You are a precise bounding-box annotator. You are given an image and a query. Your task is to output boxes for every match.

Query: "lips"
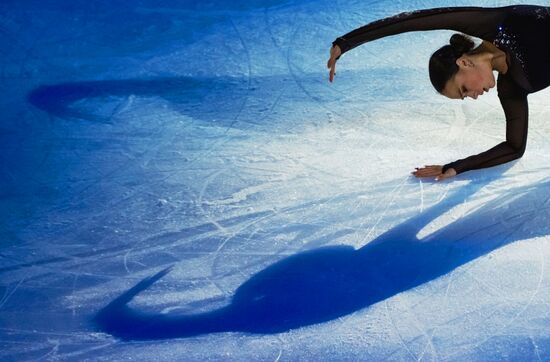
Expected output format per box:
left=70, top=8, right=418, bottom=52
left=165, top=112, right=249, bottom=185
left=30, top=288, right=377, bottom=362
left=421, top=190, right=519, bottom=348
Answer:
left=479, top=87, right=491, bottom=96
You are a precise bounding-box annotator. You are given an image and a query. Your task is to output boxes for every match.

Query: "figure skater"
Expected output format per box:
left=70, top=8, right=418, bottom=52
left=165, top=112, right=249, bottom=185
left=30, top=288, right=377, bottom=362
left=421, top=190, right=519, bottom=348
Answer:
left=327, top=6, right=550, bottom=181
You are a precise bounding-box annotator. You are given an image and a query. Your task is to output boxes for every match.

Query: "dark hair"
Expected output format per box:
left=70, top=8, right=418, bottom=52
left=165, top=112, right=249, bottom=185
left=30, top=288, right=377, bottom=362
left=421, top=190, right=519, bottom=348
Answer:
left=429, top=34, right=476, bottom=93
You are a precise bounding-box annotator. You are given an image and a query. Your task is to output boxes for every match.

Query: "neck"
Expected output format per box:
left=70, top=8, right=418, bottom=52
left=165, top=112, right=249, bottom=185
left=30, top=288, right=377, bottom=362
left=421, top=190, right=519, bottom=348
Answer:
left=480, top=40, right=508, bottom=74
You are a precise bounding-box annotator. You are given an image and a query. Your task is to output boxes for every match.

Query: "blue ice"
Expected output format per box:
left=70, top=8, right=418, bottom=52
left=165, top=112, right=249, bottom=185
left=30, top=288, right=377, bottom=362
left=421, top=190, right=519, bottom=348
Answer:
left=2, top=0, right=550, bottom=360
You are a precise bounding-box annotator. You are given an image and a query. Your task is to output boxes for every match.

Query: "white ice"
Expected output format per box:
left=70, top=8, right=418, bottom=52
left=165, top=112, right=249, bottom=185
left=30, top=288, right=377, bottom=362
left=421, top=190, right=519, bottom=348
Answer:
left=2, top=0, right=550, bottom=360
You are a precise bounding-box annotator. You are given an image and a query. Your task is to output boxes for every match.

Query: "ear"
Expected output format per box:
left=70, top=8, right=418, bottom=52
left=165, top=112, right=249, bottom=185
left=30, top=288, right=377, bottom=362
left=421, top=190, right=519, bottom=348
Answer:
left=456, top=56, right=474, bottom=68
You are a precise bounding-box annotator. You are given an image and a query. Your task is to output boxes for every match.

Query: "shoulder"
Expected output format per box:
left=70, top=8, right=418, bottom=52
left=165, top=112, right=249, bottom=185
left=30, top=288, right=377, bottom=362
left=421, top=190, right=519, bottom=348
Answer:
left=500, top=5, right=550, bottom=24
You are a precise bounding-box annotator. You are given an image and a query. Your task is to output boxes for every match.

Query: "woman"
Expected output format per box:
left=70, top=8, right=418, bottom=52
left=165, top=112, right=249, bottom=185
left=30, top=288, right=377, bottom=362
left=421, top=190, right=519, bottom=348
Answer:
left=327, top=6, right=550, bottom=181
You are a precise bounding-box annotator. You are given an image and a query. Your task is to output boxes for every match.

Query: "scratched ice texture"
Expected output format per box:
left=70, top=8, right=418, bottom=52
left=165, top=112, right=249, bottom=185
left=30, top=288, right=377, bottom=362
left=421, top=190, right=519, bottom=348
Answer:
left=2, top=0, right=550, bottom=360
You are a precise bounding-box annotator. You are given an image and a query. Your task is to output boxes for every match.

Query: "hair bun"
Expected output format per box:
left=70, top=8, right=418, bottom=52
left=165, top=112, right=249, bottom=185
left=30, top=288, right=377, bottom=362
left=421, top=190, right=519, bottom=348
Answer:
left=449, top=33, right=475, bottom=56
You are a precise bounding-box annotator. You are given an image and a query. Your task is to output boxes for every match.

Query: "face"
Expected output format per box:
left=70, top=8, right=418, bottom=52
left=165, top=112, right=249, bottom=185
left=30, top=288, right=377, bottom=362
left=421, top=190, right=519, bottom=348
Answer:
left=442, top=56, right=496, bottom=100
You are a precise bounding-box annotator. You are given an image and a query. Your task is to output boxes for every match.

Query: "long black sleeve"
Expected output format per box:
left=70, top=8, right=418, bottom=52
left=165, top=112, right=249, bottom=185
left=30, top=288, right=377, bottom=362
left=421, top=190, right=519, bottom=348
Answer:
left=333, top=7, right=507, bottom=55
left=442, top=75, right=528, bottom=174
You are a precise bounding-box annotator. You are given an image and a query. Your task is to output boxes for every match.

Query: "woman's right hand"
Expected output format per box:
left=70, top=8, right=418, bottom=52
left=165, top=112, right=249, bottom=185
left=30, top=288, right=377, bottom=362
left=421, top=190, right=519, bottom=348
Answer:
left=327, top=45, right=341, bottom=83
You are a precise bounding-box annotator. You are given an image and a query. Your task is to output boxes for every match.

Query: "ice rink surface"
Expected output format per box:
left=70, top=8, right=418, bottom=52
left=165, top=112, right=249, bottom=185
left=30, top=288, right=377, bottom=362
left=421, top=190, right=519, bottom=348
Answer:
left=2, top=0, right=550, bottom=360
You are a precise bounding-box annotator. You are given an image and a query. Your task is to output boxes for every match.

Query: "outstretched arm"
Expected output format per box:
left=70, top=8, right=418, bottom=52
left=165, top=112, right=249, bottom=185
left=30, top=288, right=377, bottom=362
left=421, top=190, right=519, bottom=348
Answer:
left=333, top=7, right=507, bottom=55
left=442, top=76, right=528, bottom=175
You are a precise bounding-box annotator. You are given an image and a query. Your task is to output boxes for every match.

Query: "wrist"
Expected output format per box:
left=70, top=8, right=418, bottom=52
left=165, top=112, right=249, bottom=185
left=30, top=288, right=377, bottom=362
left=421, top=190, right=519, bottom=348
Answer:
left=442, top=163, right=459, bottom=174
left=332, top=37, right=349, bottom=55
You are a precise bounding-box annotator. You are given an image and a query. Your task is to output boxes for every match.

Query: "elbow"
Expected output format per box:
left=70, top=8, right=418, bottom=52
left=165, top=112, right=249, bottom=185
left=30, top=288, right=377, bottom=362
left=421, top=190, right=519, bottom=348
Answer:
left=508, top=141, right=526, bottom=159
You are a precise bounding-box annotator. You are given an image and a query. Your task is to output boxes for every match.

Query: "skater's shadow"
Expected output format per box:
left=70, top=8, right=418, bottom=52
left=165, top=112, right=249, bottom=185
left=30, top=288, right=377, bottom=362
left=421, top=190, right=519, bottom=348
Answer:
left=94, top=168, right=550, bottom=340
left=27, top=76, right=253, bottom=125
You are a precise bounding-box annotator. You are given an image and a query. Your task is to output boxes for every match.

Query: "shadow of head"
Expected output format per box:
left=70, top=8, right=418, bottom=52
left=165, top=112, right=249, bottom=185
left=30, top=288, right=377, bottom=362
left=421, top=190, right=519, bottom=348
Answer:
left=27, top=77, right=253, bottom=124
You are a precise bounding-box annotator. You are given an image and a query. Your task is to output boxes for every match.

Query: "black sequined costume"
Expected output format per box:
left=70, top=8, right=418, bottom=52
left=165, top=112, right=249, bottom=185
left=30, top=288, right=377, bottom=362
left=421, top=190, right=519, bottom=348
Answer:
left=333, top=6, right=550, bottom=175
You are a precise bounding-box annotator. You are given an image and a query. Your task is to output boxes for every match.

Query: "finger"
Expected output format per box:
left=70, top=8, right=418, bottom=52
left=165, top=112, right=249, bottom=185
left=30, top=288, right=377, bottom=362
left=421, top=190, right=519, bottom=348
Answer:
left=413, top=170, right=440, bottom=177
left=423, top=167, right=442, bottom=174
left=420, top=170, right=441, bottom=177
left=414, top=173, right=437, bottom=178
left=414, top=167, right=437, bottom=174
left=329, top=64, right=336, bottom=82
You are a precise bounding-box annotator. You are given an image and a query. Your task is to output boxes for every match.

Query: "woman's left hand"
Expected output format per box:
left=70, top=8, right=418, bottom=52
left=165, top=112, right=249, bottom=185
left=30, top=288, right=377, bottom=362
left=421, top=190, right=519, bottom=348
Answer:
left=411, top=165, right=456, bottom=181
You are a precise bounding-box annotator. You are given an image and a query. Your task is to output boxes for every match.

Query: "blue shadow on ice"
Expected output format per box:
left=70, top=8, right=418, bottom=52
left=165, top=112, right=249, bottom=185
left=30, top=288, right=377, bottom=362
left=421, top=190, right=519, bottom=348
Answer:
left=94, top=166, right=550, bottom=340
left=27, top=77, right=252, bottom=124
